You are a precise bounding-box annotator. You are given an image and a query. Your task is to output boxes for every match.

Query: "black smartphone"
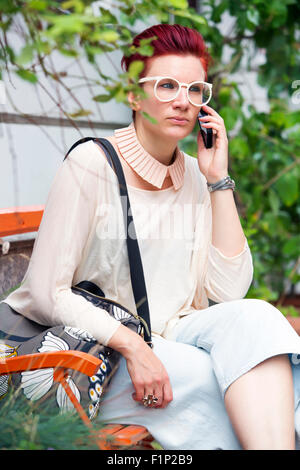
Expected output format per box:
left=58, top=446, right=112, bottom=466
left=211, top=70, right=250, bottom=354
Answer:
left=198, top=109, right=213, bottom=149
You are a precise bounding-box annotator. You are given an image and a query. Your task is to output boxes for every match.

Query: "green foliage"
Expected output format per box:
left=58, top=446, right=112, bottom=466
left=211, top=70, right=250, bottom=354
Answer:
left=0, top=0, right=299, bottom=305
left=0, top=283, right=21, bottom=301
left=0, top=388, right=99, bottom=450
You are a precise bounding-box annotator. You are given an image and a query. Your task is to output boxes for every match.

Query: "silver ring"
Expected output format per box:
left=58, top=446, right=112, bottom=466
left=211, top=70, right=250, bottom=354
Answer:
left=142, top=394, right=158, bottom=407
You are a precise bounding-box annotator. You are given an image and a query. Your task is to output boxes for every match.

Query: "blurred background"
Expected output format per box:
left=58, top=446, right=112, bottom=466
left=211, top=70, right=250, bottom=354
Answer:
left=0, top=0, right=299, bottom=317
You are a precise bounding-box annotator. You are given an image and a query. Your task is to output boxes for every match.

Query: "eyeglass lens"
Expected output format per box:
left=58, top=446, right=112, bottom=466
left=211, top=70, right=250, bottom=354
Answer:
left=155, top=78, right=210, bottom=105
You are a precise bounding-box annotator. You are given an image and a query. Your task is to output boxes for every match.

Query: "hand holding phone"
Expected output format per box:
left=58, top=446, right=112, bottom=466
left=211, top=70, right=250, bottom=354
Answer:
left=198, top=109, right=213, bottom=149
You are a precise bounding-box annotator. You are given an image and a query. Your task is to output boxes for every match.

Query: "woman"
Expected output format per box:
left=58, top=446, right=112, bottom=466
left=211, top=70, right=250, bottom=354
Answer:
left=2, top=24, right=300, bottom=450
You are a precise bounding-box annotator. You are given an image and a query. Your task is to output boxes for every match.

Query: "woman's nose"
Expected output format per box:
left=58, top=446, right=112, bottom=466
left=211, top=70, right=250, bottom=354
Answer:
left=173, top=85, right=189, bottom=107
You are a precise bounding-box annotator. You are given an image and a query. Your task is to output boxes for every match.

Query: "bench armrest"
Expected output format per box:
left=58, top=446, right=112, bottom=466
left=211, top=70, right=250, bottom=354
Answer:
left=0, top=350, right=102, bottom=377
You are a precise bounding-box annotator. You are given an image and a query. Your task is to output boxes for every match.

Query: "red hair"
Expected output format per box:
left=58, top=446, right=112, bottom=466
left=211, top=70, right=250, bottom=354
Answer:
left=121, top=23, right=212, bottom=120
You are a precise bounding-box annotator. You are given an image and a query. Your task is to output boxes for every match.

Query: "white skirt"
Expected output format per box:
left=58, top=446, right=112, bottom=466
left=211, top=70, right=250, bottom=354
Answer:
left=98, top=299, right=300, bottom=450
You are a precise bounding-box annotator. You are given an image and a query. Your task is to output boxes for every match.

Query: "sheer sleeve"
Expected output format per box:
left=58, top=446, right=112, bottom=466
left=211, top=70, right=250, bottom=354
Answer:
left=196, top=186, right=254, bottom=305
left=6, top=141, right=121, bottom=345
left=204, top=238, right=253, bottom=303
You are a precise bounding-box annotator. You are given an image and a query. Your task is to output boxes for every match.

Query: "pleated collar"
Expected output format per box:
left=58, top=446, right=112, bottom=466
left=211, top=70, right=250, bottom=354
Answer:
left=114, top=122, right=185, bottom=190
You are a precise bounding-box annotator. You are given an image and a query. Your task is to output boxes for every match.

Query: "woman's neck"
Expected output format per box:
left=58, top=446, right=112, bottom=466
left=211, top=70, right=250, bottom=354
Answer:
left=134, top=119, right=177, bottom=166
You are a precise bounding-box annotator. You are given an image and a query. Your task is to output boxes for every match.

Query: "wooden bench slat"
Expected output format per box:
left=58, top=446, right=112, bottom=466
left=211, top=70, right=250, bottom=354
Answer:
left=0, top=206, right=44, bottom=237
left=0, top=351, right=101, bottom=377
left=98, top=424, right=125, bottom=437
left=98, top=424, right=152, bottom=449
left=111, top=425, right=150, bottom=445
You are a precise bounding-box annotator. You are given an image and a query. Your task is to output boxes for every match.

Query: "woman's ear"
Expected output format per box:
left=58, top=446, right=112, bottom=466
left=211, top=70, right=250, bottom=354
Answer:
left=127, top=91, right=141, bottom=111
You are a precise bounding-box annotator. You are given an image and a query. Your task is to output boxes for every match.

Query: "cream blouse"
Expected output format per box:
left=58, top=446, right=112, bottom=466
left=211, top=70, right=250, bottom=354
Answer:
left=2, top=122, right=253, bottom=345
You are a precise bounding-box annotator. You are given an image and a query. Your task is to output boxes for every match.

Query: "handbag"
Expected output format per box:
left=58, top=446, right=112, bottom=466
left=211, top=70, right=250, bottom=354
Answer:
left=0, top=137, right=152, bottom=420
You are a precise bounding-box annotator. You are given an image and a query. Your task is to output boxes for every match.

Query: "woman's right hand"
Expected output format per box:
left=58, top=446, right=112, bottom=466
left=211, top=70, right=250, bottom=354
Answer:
left=107, top=324, right=173, bottom=408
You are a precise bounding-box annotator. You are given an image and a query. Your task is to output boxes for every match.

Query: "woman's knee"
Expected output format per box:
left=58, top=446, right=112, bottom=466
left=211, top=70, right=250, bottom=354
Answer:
left=237, top=298, right=281, bottom=317
left=234, top=298, right=286, bottom=330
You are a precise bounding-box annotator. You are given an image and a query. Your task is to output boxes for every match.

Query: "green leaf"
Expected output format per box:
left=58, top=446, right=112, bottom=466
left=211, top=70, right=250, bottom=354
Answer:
left=133, top=37, right=157, bottom=58
left=114, top=87, right=126, bottom=103
left=263, top=211, right=282, bottom=233
left=285, top=111, right=300, bottom=128
left=96, top=30, right=120, bottom=43
left=168, top=0, right=188, bottom=8
left=141, top=111, right=158, bottom=125
left=128, top=60, right=144, bottom=79
left=219, top=106, right=240, bottom=131
left=61, top=0, right=84, bottom=12
left=67, top=109, right=93, bottom=118
left=246, top=7, right=260, bottom=26
left=27, top=0, right=47, bottom=10
left=43, top=14, right=96, bottom=37
left=15, top=45, right=34, bottom=66
left=93, top=94, right=111, bottom=102
left=58, top=47, right=79, bottom=58
left=169, top=9, right=206, bottom=25
left=16, top=69, right=38, bottom=83
left=85, top=44, right=114, bottom=59
left=98, top=7, right=118, bottom=24
left=139, top=37, right=157, bottom=46
left=276, top=305, right=299, bottom=318
left=211, top=0, right=229, bottom=23
left=274, top=169, right=298, bottom=206
left=268, top=188, right=280, bottom=214
left=218, top=87, right=231, bottom=106
left=269, top=111, right=287, bottom=127
left=137, top=45, right=154, bottom=57
left=229, top=136, right=249, bottom=159
left=282, top=235, right=300, bottom=255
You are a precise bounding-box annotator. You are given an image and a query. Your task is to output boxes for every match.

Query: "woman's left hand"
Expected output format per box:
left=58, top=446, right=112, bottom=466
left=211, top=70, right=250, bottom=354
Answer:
left=196, top=104, right=229, bottom=184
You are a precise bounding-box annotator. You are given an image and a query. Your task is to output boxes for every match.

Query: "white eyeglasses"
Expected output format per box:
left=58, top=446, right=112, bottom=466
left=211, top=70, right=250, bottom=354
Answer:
left=138, top=76, right=213, bottom=107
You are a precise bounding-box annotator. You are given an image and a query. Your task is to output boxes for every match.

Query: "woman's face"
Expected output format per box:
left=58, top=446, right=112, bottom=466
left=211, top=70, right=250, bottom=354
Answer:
left=132, top=54, right=206, bottom=142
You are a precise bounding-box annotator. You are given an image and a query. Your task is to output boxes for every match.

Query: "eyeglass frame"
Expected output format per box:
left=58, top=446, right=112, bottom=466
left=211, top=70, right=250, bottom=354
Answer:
left=138, top=76, right=213, bottom=107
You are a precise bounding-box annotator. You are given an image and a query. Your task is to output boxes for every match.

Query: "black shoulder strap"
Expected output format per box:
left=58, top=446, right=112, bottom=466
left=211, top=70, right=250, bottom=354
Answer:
left=64, top=137, right=152, bottom=346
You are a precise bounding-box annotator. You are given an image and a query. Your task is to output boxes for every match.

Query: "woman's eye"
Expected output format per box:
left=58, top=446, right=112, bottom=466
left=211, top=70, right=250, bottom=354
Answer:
left=190, top=86, right=201, bottom=93
left=160, top=82, right=174, bottom=89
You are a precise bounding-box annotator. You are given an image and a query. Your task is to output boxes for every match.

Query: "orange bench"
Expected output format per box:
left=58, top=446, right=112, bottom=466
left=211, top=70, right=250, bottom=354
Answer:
left=0, top=205, right=44, bottom=237
left=0, top=350, right=155, bottom=450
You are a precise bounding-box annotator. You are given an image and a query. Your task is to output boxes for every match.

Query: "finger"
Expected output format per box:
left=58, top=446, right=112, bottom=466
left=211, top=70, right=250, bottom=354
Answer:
left=200, top=122, right=222, bottom=133
left=199, top=120, right=222, bottom=135
left=152, top=386, right=163, bottom=408
left=201, top=104, right=221, bottom=118
left=131, top=381, right=145, bottom=403
left=202, top=123, right=227, bottom=142
left=132, top=392, right=141, bottom=401
left=198, top=115, right=221, bottom=124
left=199, top=117, right=225, bottom=132
left=200, top=125, right=218, bottom=136
left=160, top=381, right=173, bottom=409
left=197, top=130, right=206, bottom=149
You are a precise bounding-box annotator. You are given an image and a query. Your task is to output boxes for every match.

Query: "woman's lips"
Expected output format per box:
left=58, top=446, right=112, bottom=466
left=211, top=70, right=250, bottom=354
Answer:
left=168, top=117, right=188, bottom=125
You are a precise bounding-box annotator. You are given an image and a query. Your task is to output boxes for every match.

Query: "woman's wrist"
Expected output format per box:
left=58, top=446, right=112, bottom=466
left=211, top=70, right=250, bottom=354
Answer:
left=107, top=323, right=145, bottom=359
left=206, top=172, right=228, bottom=185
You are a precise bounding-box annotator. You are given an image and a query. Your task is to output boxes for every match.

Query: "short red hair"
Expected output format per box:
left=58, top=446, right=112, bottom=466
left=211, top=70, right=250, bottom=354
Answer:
left=121, top=23, right=212, bottom=120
